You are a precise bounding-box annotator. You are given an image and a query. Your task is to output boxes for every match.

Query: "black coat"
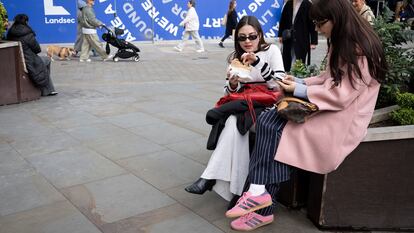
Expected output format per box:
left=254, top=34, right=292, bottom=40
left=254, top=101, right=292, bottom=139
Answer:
left=225, top=10, right=238, bottom=34
left=206, top=100, right=266, bottom=150
left=278, top=0, right=318, bottom=71
left=7, top=24, right=48, bottom=87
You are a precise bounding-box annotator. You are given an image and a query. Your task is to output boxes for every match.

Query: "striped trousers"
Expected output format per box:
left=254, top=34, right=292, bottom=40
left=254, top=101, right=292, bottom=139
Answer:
left=245, top=108, right=293, bottom=216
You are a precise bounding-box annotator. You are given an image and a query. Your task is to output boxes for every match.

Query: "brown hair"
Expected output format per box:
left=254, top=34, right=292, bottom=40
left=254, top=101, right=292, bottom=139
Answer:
left=227, top=0, right=236, bottom=15
left=310, top=0, right=387, bottom=87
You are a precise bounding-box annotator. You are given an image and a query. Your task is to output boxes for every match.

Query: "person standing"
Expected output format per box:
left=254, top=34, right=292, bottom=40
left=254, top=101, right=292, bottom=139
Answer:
left=74, top=0, right=87, bottom=56
left=278, top=0, right=318, bottom=72
left=352, top=0, right=375, bottom=24
left=225, top=0, right=387, bottom=230
left=174, top=0, right=205, bottom=53
left=79, top=0, right=112, bottom=62
left=219, top=0, right=238, bottom=48
left=7, top=14, right=57, bottom=96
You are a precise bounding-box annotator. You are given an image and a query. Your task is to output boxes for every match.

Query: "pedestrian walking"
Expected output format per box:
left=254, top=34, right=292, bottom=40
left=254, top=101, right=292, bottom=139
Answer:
left=79, top=0, right=113, bottom=62
left=219, top=0, right=238, bottom=48
left=174, top=0, right=205, bottom=53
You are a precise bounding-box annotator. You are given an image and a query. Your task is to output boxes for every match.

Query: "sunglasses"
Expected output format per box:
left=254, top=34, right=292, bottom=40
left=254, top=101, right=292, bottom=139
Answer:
left=313, top=19, right=329, bottom=28
left=237, top=34, right=258, bottom=42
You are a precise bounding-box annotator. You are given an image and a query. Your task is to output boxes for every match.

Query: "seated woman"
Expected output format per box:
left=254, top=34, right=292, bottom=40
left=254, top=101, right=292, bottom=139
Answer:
left=185, top=15, right=285, bottom=202
left=224, top=0, right=388, bottom=231
left=7, top=14, right=57, bottom=96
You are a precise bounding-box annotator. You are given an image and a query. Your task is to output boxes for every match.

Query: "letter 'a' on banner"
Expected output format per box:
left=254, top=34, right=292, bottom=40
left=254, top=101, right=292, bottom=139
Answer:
left=3, top=0, right=283, bottom=43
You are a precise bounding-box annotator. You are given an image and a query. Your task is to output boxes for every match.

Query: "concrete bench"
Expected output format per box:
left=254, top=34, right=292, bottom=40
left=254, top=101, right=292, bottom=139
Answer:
left=0, top=41, right=40, bottom=106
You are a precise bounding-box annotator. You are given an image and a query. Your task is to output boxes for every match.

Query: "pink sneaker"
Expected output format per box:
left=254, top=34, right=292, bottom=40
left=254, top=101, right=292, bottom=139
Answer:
left=231, top=212, right=274, bottom=231
left=225, top=191, right=272, bottom=218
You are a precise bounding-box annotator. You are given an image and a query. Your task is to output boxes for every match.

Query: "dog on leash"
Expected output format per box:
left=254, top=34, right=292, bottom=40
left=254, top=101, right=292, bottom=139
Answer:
left=46, top=45, right=75, bottom=61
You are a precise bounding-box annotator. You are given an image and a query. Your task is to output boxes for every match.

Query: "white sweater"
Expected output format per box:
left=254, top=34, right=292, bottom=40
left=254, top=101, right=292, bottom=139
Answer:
left=180, top=7, right=200, bottom=31
left=225, top=44, right=285, bottom=93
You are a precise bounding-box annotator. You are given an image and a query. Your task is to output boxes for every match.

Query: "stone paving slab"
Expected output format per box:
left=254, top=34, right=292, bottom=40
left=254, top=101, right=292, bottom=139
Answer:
left=0, top=171, right=65, bottom=216
left=0, top=201, right=101, bottom=233
left=61, top=174, right=175, bottom=224
left=1, top=40, right=397, bottom=233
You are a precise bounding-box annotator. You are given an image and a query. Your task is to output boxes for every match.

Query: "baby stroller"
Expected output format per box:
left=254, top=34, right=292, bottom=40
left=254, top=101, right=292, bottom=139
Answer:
left=101, top=25, right=140, bottom=62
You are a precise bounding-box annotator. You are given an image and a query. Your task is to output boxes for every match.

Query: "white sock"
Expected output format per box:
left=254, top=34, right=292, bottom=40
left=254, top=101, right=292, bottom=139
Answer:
left=248, top=184, right=266, bottom=196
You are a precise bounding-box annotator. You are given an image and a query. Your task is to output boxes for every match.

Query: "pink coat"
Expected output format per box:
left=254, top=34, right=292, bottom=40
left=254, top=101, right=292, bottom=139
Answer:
left=275, top=57, right=380, bottom=174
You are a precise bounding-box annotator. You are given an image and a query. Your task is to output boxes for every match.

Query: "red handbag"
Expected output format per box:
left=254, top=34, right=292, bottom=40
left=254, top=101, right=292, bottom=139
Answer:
left=215, top=84, right=282, bottom=122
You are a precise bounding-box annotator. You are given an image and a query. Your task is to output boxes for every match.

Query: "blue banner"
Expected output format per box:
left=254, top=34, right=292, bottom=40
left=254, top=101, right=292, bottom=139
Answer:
left=3, top=0, right=283, bottom=43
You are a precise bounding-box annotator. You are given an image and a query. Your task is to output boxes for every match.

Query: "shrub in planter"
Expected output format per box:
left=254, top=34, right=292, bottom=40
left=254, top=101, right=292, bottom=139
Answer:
left=0, top=2, right=7, bottom=39
left=373, top=7, right=414, bottom=108
left=390, top=92, right=414, bottom=125
left=290, top=59, right=320, bottom=78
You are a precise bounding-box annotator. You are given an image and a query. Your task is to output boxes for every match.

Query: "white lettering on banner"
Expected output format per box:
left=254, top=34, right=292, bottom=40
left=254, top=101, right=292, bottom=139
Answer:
left=237, top=10, right=247, bottom=19
left=140, top=0, right=179, bottom=37
left=99, top=0, right=107, bottom=3
left=111, top=16, right=137, bottom=41
left=203, top=18, right=221, bottom=28
left=264, top=23, right=279, bottom=38
left=105, top=4, right=116, bottom=15
left=202, top=36, right=222, bottom=40
left=261, top=10, right=273, bottom=24
left=171, top=4, right=187, bottom=19
left=44, top=17, right=75, bottom=24
left=249, top=0, right=265, bottom=13
left=271, top=0, right=281, bottom=8
left=43, top=0, right=70, bottom=15
left=162, top=0, right=173, bottom=4
left=123, top=2, right=167, bottom=40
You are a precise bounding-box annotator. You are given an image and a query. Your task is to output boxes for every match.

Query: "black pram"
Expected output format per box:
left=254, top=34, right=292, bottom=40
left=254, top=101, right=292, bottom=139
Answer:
left=101, top=25, right=140, bottom=62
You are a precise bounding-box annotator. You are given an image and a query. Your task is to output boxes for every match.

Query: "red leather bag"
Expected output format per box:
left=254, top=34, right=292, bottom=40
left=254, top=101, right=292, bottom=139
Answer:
left=215, top=84, right=282, bottom=107
left=215, top=84, right=282, bottom=122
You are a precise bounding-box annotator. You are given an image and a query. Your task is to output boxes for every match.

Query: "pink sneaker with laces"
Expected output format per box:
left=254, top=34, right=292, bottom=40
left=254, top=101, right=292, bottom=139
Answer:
left=231, top=212, right=274, bottom=231
left=225, top=191, right=272, bottom=218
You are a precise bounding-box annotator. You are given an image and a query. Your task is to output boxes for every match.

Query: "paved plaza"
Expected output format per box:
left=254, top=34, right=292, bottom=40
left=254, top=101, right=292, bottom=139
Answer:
left=0, top=39, right=394, bottom=233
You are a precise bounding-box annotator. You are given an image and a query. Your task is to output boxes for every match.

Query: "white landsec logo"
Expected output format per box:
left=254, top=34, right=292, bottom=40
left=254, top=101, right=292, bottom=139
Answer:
left=44, top=0, right=70, bottom=15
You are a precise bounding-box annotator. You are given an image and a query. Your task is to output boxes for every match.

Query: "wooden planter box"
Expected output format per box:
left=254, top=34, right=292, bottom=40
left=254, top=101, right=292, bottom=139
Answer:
left=307, top=125, right=414, bottom=231
left=0, top=41, right=40, bottom=106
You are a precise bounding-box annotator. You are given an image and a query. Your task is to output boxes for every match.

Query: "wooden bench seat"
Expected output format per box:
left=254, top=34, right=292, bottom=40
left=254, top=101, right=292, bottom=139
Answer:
left=0, top=41, right=40, bottom=106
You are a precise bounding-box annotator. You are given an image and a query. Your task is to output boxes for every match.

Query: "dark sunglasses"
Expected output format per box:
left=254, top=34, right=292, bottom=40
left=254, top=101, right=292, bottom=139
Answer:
left=313, top=19, right=328, bottom=27
left=237, top=34, right=258, bottom=42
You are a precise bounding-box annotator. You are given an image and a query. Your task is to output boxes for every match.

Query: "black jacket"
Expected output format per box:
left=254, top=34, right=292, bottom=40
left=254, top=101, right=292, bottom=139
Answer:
left=278, top=0, right=318, bottom=71
left=7, top=24, right=48, bottom=87
left=225, top=10, right=238, bottom=34
left=206, top=100, right=266, bottom=150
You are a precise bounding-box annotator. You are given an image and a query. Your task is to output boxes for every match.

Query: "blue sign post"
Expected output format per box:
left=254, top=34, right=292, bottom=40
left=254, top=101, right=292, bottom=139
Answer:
left=3, top=0, right=283, bottom=43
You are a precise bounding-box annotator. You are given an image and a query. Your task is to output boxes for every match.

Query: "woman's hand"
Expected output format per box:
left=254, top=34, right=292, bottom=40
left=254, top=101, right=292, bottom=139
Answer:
left=241, top=52, right=257, bottom=65
left=229, top=74, right=240, bottom=89
left=283, top=75, right=295, bottom=81
left=277, top=79, right=296, bottom=93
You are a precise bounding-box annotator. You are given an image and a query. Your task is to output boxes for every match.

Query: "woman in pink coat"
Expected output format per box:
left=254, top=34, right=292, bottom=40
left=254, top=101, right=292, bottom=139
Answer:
left=224, top=0, right=388, bottom=231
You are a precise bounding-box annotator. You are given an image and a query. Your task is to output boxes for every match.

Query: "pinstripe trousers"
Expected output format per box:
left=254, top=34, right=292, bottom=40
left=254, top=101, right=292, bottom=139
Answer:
left=244, top=108, right=293, bottom=216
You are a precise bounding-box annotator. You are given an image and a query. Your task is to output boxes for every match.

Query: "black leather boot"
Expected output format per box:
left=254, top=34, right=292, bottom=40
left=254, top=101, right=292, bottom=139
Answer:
left=185, top=178, right=216, bottom=194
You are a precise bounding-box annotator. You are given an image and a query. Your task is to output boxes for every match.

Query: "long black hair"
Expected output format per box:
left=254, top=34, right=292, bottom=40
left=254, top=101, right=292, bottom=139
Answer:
left=228, top=15, right=270, bottom=63
left=310, top=0, right=387, bottom=87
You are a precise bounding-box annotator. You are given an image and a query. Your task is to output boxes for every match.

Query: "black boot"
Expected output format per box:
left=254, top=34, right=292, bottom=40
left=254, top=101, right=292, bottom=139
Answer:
left=228, top=194, right=241, bottom=210
left=219, top=42, right=224, bottom=48
left=185, top=178, right=216, bottom=194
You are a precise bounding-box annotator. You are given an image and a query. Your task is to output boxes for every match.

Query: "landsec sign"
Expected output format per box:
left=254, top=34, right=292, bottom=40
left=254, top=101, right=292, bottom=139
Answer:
left=3, top=0, right=283, bottom=43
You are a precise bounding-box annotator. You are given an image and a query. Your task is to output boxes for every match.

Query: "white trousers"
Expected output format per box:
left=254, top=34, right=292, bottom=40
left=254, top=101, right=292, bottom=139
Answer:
left=176, top=30, right=204, bottom=50
left=201, top=115, right=250, bottom=201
